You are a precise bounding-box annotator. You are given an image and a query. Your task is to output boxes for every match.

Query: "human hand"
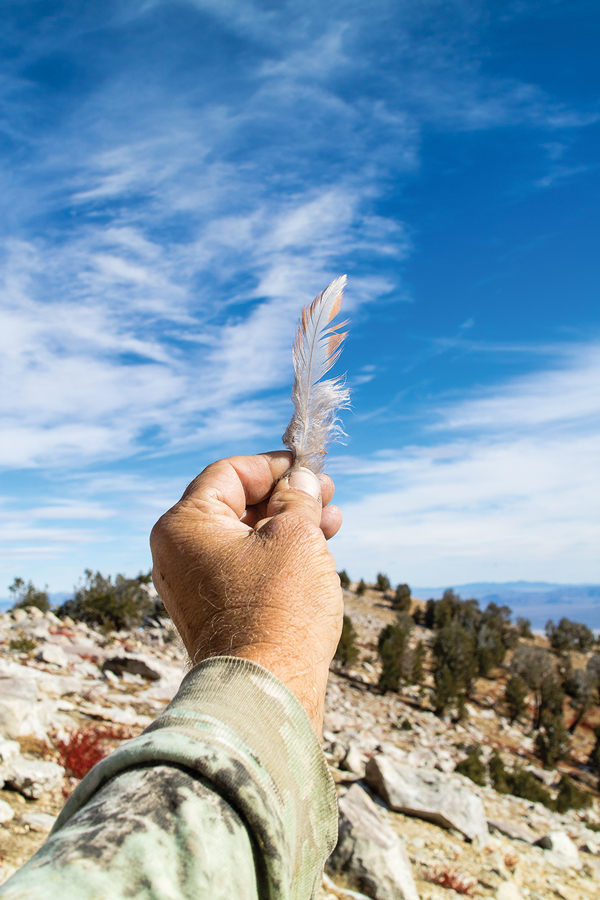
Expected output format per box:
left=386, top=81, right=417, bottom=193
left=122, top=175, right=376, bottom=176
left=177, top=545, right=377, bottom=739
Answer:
left=150, top=450, right=344, bottom=734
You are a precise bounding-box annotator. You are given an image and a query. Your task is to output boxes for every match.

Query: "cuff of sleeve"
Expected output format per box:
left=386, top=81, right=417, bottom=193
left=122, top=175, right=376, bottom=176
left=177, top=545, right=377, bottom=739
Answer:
left=52, top=657, right=338, bottom=900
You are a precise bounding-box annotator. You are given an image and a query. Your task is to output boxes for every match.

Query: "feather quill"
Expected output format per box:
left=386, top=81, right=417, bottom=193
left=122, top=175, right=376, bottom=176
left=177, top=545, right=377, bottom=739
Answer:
left=282, top=275, right=350, bottom=473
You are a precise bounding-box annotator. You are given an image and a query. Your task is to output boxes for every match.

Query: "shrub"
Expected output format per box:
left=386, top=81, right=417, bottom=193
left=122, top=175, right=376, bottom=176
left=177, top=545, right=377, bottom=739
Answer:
left=338, top=570, right=350, bottom=589
left=488, top=751, right=554, bottom=807
left=516, top=616, right=533, bottom=639
left=59, top=570, right=154, bottom=630
left=535, top=711, right=570, bottom=769
left=432, top=621, right=477, bottom=714
left=504, top=675, right=528, bottom=723
left=399, top=717, right=412, bottom=731
left=488, top=751, right=511, bottom=794
left=9, top=631, right=37, bottom=653
left=54, top=726, right=128, bottom=780
left=554, top=775, right=592, bottom=813
left=9, top=577, right=50, bottom=613
left=411, top=640, right=426, bottom=684
left=455, top=746, right=486, bottom=786
left=511, top=644, right=556, bottom=728
left=509, top=767, right=553, bottom=808
left=356, top=579, right=367, bottom=596
left=378, top=613, right=413, bottom=693
left=376, top=573, right=391, bottom=592
left=546, top=617, right=594, bottom=653
left=392, top=583, right=411, bottom=612
left=564, top=668, right=597, bottom=733
left=424, top=598, right=436, bottom=629
left=587, top=726, right=600, bottom=782
left=424, top=866, right=476, bottom=896
left=335, top=615, right=359, bottom=667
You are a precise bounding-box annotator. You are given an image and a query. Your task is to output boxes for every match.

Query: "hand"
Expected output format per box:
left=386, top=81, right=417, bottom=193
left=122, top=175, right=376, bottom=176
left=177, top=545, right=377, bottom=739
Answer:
left=150, top=450, right=344, bottom=734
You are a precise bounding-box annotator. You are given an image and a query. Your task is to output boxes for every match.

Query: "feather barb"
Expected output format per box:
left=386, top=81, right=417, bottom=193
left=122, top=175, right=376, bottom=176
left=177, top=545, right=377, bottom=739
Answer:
left=282, top=275, right=350, bottom=473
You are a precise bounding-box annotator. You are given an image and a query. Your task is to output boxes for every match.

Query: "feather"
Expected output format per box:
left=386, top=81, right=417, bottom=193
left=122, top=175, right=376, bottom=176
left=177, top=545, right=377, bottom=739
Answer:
left=282, top=275, right=350, bottom=473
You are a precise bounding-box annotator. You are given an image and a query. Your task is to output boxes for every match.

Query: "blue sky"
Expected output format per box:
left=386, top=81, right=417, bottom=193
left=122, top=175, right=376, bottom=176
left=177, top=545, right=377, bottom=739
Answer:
left=1, top=0, right=599, bottom=603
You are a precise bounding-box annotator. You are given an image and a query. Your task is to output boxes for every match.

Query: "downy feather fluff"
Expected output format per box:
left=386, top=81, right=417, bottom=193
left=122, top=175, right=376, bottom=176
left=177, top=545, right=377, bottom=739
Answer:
left=282, top=275, right=350, bottom=473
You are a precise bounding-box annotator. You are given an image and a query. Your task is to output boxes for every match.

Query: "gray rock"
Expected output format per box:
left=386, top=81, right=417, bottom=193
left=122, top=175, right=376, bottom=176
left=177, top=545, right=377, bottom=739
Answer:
left=341, top=743, right=365, bottom=777
left=324, top=711, right=347, bottom=733
left=406, top=746, right=437, bottom=769
left=495, top=883, right=524, bottom=900
left=534, top=831, right=581, bottom=870
left=0, top=799, right=15, bottom=823
left=102, top=655, right=162, bottom=681
left=0, top=737, right=21, bottom=765
left=4, top=757, right=64, bottom=799
left=0, top=674, right=46, bottom=739
left=21, top=811, right=57, bottom=833
left=365, top=755, right=488, bottom=843
left=37, top=644, right=70, bottom=667
left=327, top=783, right=419, bottom=900
left=487, top=817, right=537, bottom=844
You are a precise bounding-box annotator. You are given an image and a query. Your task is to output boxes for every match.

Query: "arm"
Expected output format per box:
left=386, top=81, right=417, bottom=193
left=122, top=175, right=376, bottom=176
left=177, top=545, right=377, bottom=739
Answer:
left=0, top=452, right=343, bottom=900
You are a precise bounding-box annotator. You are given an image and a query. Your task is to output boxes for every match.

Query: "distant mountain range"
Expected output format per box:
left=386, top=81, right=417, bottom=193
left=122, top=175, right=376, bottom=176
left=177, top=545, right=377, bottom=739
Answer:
left=2, top=582, right=600, bottom=629
left=413, top=582, right=600, bottom=629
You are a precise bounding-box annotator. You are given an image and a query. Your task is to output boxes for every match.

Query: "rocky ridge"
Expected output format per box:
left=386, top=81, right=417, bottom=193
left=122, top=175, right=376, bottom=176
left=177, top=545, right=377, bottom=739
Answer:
left=0, top=592, right=598, bottom=900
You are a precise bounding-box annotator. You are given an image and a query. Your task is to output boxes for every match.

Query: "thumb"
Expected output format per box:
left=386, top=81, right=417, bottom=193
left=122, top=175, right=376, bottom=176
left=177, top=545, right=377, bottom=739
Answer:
left=257, top=467, right=323, bottom=532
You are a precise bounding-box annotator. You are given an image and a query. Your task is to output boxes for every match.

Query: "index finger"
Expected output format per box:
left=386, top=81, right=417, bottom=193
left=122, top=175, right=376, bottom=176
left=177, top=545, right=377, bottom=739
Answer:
left=181, top=450, right=294, bottom=519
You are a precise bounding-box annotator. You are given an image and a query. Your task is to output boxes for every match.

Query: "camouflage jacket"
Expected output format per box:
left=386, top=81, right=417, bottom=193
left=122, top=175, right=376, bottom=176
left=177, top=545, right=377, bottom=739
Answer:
left=0, top=657, right=338, bottom=900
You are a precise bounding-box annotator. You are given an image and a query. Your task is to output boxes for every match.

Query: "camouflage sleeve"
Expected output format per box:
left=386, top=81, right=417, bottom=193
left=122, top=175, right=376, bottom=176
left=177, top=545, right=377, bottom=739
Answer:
left=0, top=657, right=338, bottom=900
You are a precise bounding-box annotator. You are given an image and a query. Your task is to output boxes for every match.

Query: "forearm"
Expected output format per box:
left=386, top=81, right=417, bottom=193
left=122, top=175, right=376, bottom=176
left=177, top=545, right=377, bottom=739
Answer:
left=0, top=658, right=338, bottom=900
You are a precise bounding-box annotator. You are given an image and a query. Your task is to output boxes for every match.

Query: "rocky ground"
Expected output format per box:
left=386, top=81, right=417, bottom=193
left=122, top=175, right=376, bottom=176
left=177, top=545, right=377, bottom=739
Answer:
left=1, top=590, right=599, bottom=900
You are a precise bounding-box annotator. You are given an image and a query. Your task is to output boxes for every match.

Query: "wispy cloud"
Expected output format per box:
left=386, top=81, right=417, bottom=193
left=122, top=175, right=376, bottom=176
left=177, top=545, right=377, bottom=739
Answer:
left=332, top=342, right=600, bottom=585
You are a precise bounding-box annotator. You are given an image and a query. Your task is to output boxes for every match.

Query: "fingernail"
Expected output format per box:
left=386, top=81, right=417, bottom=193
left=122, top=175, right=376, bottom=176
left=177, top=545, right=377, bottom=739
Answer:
left=289, top=467, right=321, bottom=499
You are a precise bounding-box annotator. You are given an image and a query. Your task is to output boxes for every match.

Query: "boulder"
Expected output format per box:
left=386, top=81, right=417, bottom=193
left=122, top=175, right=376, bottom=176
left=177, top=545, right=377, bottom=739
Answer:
left=326, top=783, right=419, bottom=900
left=0, top=674, right=46, bottom=739
left=37, top=644, right=70, bottom=667
left=3, top=758, right=64, bottom=799
left=495, top=883, right=524, bottom=900
left=365, top=755, right=488, bottom=843
left=21, top=811, right=57, bottom=833
left=487, top=817, right=536, bottom=844
left=534, top=831, right=581, bottom=870
left=102, top=655, right=162, bottom=682
left=0, top=737, right=21, bottom=765
left=341, top=743, right=365, bottom=777
left=0, top=799, right=15, bottom=824
left=406, top=746, right=437, bottom=769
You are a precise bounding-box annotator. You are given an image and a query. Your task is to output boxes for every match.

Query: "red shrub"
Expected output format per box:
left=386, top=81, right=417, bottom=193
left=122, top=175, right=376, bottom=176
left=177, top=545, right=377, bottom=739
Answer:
left=53, top=726, right=127, bottom=780
left=424, top=865, right=477, bottom=896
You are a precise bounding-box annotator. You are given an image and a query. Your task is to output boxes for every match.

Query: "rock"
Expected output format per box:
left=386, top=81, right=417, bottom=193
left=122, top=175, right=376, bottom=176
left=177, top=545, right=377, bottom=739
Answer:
left=0, top=673, right=45, bottom=739
left=37, top=644, right=70, bottom=667
left=365, top=755, right=488, bottom=843
left=102, top=655, right=162, bottom=681
left=406, top=746, right=437, bottom=768
left=487, top=818, right=536, bottom=844
left=80, top=702, right=152, bottom=727
left=0, top=799, right=15, bottom=823
left=21, top=811, right=57, bottom=833
left=3, top=757, right=65, bottom=799
left=534, top=831, right=581, bottom=870
left=341, top=743, right=365, bottom=777
left=0, top=737, right=21, bottom=765
left=496, top=883, right=523, bottom=900
left=326, top=783, right=419, bottom=900
left=324, top=711, right=347, bottom=733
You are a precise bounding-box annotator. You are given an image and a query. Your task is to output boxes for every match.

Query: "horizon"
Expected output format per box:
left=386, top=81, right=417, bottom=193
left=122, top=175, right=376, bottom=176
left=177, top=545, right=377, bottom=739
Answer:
left=2, top=577, right=600, bottom=630
left=1, top=2, right=599, bottom=604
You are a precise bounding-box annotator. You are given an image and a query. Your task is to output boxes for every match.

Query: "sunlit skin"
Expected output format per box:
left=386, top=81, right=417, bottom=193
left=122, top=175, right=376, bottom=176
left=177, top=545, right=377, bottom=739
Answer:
left=150, top=450, right=344, bottom=735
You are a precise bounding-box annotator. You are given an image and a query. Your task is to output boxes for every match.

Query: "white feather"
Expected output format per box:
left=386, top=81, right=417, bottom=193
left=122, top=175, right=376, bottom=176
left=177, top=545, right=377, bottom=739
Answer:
left=282, top=275, right=350, bottom=473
